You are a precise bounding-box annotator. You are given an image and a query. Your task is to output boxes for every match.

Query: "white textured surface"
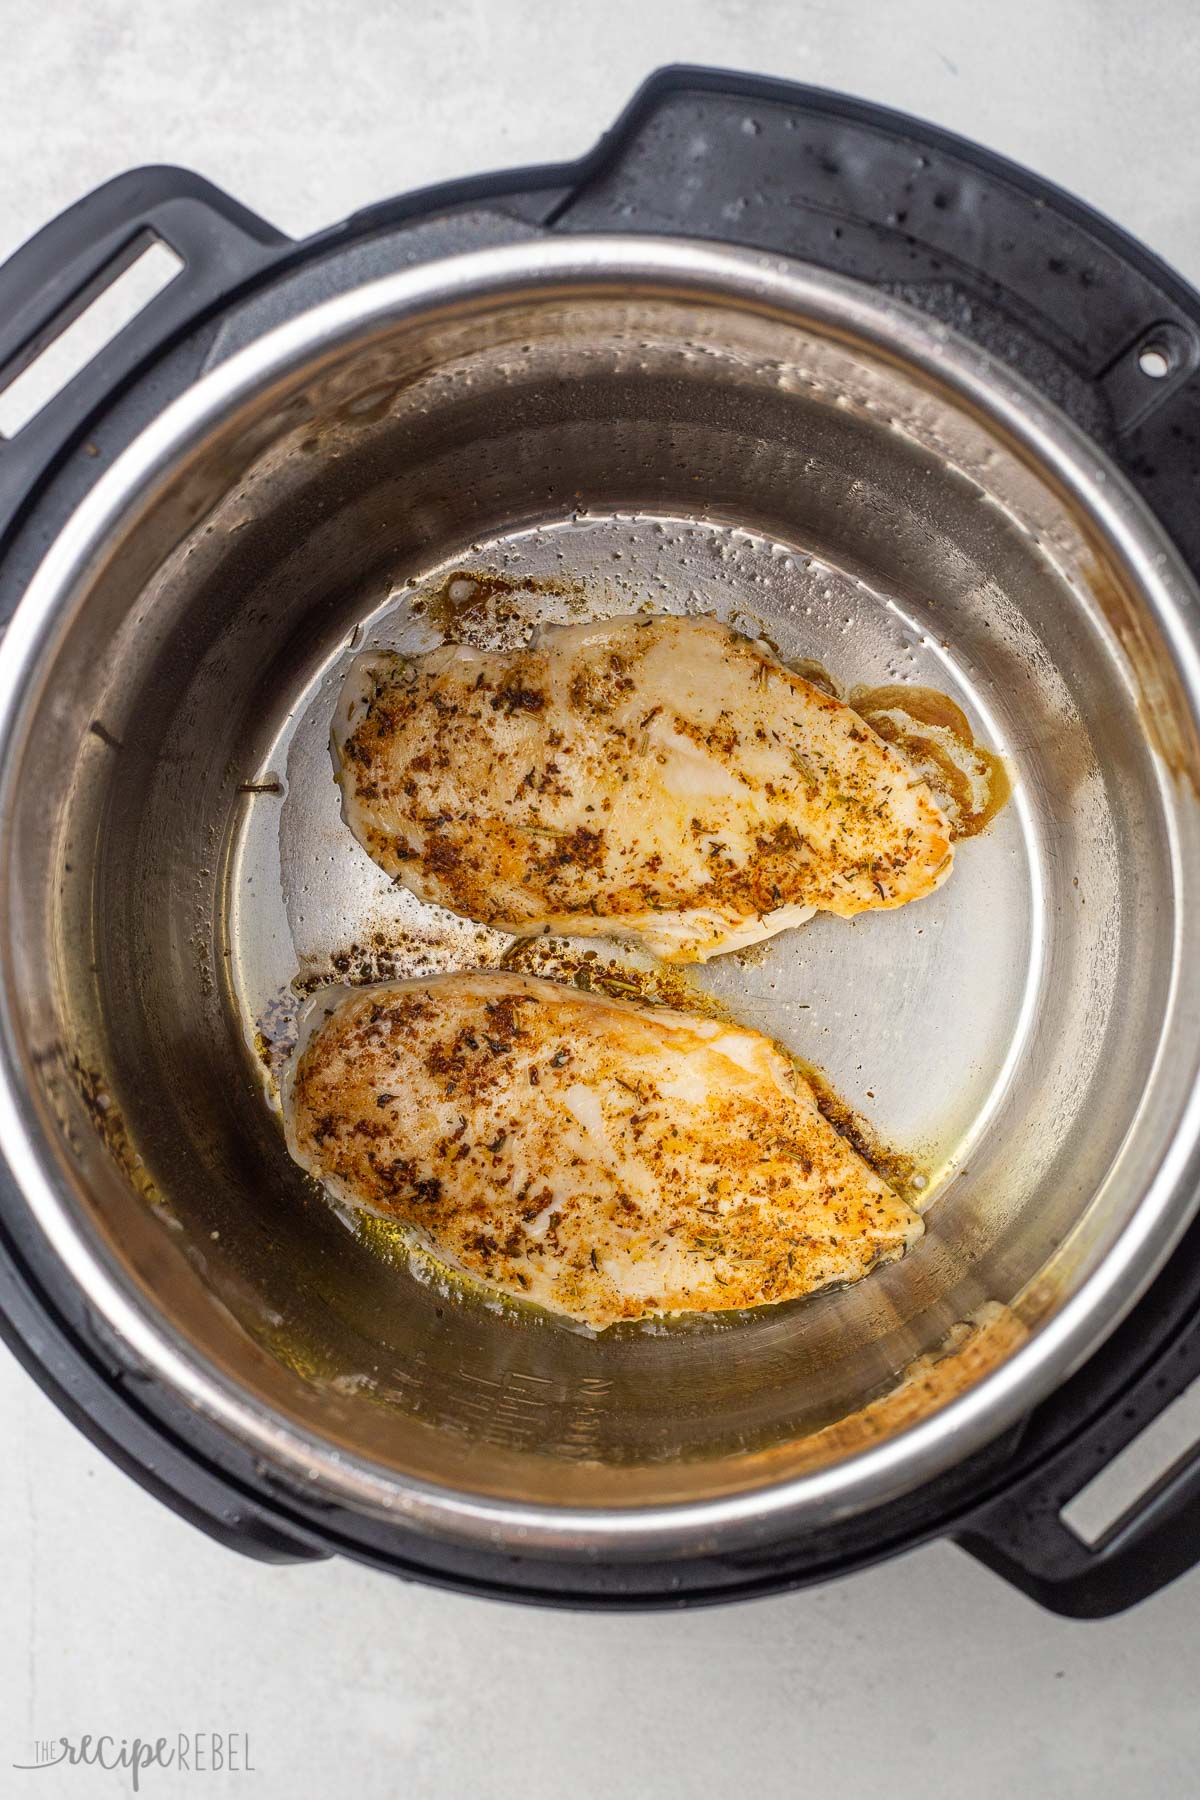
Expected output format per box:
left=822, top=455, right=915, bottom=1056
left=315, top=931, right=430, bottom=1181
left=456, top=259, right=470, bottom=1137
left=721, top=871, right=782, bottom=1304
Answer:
left=3, top=1, right=1200, bottom=1794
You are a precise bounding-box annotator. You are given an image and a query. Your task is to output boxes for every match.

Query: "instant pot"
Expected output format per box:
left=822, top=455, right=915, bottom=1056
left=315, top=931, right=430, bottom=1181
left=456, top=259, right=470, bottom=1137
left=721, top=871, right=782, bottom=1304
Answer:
left=2, top=66, right=1200, bottom=1616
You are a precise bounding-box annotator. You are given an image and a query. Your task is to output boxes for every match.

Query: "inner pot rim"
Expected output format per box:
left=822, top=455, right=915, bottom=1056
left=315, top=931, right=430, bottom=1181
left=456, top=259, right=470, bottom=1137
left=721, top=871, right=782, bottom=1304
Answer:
left=1, top=234, right=1199, bottom=1558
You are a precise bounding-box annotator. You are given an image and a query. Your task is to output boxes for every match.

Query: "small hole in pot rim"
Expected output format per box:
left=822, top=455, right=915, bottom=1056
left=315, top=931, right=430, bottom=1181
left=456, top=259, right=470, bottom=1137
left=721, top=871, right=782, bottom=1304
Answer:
left=1138, top=342, right=1172, bottom=379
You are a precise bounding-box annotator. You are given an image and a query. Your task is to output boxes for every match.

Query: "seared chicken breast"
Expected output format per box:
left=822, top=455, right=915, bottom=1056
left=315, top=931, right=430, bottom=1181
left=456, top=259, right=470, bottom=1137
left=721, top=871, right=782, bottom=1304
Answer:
left=284, top=971, right=922, bottom=1329
left=332, top=615, right=953, bottom=962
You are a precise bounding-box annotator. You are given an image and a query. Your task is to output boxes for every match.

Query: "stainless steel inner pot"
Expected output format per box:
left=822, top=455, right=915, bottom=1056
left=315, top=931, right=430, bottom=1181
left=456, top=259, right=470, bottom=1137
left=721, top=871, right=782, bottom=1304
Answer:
left=3, top=237, right=1200, bottom=1559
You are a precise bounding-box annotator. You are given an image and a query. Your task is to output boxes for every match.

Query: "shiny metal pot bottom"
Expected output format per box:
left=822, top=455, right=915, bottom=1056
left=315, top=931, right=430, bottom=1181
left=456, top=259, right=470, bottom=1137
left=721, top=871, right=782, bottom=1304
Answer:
left=2, top=239, right=1199, bottom=1559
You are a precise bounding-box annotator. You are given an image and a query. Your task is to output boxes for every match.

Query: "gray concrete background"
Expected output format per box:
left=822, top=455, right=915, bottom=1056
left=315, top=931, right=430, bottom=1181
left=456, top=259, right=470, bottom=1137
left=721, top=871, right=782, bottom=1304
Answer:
left=1, top=2, right=1199, bottom=1794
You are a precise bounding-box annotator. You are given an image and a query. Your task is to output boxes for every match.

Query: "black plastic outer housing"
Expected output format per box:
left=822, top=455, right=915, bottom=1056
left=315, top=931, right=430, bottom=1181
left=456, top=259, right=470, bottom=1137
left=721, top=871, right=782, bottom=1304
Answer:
left=2, top=66, right=1200, bottom=1617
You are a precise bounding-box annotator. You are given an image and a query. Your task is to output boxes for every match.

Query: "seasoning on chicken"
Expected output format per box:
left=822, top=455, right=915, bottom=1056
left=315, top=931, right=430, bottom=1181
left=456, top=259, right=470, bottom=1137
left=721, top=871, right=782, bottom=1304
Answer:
left=332, top=614, right=953, bottom=962
left=284, top=971, right=922, bottom=1329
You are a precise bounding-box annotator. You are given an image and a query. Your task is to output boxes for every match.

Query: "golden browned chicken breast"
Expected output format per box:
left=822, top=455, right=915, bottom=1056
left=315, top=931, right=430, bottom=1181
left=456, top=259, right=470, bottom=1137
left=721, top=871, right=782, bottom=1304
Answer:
left=331, top=615, right=953, bottom=962
left=284, top=971, right=922, bottom=1329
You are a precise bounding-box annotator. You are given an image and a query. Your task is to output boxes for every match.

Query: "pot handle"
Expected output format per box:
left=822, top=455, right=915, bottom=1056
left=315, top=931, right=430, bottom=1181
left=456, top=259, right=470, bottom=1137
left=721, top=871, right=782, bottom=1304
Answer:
left=0, top=166, right=289, bottom=552
left=958, top=1447, right=1200, bottom=1618
left=954, top=1275, right=1200, bottom=1616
